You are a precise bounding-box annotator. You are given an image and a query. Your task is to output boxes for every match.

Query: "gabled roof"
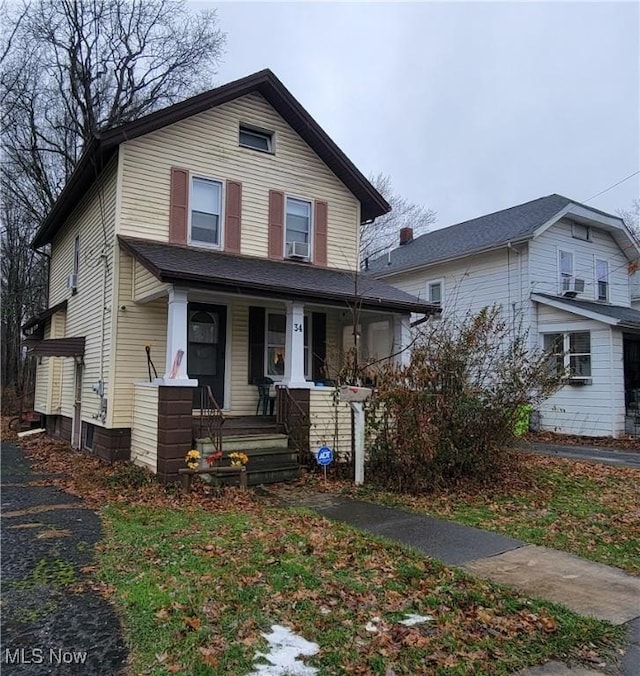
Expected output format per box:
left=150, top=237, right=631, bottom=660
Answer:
left=21, top=300, right=68, bottom=333
left=33, top=69, right=390, bottom=248
left=369, top=194, right=634, bottom=277
left=119, top=236, right=436, bottom=315
left=532, top=293, right=640, bottom=330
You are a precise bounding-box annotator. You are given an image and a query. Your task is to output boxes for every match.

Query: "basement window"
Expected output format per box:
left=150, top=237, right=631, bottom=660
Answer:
left=83, top=422, right=95, bottom=451
left=239, top=124, right=273, bottom=153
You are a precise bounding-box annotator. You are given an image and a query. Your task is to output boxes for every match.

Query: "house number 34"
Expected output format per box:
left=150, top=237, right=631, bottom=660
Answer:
left=293, top=323, right=303, bottom=332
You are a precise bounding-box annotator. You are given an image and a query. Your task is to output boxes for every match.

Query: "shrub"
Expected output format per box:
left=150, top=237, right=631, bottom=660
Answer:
left=102, top=462, right=155, bottom=489
left=365, top=306, right=562, bottom=493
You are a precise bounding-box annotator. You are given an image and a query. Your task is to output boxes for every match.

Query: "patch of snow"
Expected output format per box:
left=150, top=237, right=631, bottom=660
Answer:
left=399, top=613, right=434, bottom=626
left=365, top=622, right=379, bottom=633
left=250, top=624, right=319, bottom=675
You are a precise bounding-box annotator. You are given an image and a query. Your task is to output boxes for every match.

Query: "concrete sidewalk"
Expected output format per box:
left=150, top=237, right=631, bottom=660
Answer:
left=517, top=441, right=640, bottom=469
left=280, top=492, right=640, bottom=675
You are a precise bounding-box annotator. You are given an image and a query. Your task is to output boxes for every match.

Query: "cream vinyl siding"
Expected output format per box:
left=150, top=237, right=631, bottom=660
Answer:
left=529, top=220, right=630, bottom=305
left=46, top=159, right=117, bottom=425
left=309, top=389, right=352, bottom=460
left=118, top=92, right=360, bottom=270
left=131, top=383, right=159, bottom=471
left=111, top=251, right=167, bottom=428
left=133, top=260, right=169, bottom=301
left=34, top=323, right=51, bottom=413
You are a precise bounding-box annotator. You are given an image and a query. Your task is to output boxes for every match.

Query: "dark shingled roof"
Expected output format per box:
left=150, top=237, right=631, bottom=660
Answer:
left=534, top=294, right=640, bottom=329
left=33, top=69, right=390, bottom=249
left=119, top=237, right=436, bottom=315
left=369, top=194, right=576, bottom=275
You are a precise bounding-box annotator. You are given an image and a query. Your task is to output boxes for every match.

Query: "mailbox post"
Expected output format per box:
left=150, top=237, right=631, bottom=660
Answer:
left=339, top=386, right=372, bottom=485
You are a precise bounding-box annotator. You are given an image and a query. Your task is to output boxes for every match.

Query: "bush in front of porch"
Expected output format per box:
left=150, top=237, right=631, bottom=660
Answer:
left=365, top=306, right=563, bottom=493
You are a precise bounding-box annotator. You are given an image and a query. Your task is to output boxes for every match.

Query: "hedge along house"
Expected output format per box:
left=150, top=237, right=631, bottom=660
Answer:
left=25, top=69, right=434, bottom=483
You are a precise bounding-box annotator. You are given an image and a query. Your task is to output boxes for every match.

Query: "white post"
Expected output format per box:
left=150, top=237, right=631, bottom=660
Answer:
left=393, top=313, right=411, bottom=367
left=351, top=402, right=365, bottom=485
left=284, top=301, right=309, bottom=388
left=163, top=286, right=197, bottom=385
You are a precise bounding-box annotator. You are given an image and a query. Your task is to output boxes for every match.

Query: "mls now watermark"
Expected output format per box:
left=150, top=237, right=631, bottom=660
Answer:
left=3, top=647, right=88, bottom=665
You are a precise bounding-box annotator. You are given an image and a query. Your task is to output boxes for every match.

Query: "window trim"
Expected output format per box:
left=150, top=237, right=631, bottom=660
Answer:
left=188, top=174, right=224, bottom=249
left=284, top=195, right=313, bottom=260
left=426, top=278, right=444, bottom=307
left=558, top=249, right=574, bottom=293
left=264, top=312, right=311, bottom=381
left=595, top=258, right=609, bottom=302
left=239, top=123, right=274, bottom=154
left=543, top=331, right=592, bottom=382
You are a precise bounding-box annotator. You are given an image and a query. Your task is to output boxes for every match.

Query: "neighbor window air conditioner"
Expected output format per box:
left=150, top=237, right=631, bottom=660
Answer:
left=66, top=273, right=78, bottom=292
left=563, top=277, right=585, bottom=297
left=286, top=241, right=310, bottom=259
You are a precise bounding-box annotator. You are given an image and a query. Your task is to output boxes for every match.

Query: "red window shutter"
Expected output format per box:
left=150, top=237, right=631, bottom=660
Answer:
left=314, top=201, right=328, bottom=266
left=169, top=168, right=188, bottom=244
left=268, top=190, right=285, bottom=259
left=225, top=180, right=242, bottom=253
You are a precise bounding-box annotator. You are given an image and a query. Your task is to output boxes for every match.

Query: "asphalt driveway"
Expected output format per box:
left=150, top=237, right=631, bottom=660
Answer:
left=1, top=442, right=127, bottom=675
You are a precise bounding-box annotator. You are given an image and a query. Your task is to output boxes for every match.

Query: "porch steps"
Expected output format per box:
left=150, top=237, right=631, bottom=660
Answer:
left=197, top=433, right=289, bottom=454
left=192, top=415, right=279, bottom=440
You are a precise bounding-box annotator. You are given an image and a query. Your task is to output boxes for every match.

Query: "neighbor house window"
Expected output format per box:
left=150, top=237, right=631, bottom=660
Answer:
left=190, top=177, right=222, bottom=246
left=73, top=235, right=80, bottom=277
left=239, top=124, right=273, bottom=152
left=265, top=313, right=309, bottom=378
left=596, top=259, right=609, bottom=301
left=543, top=331, right=591, bottom=379
left=572, top=222, right=591, bottom=241
left=427, top=280, right=443, bottom=306
left=559, top=250, right=573, bottom=292
left=285, top=197, right=312, bottom=258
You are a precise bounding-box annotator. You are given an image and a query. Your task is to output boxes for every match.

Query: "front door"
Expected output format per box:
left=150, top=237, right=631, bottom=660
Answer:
left=188, top=304, right=227, bottom=408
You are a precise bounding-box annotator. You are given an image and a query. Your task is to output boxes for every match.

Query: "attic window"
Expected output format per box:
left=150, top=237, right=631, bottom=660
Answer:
left=239, top=125, right=273, bottom=153
left=572, top=222, right=591, bottom=241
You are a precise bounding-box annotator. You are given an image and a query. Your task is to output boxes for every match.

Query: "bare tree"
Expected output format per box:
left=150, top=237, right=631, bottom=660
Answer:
left=618, top=198, right=640, bottom=244
left=360, top=173, right=436, bottom=265
left=0, top=0, right=226, bottom=406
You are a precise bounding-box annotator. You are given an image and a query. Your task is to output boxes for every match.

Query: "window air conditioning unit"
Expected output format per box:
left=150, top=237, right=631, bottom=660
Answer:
left=286, top=241, right=310, bottom=259
left=563, top=278, right=585, bottom=297
left=67, top=273, right=78, bottom=292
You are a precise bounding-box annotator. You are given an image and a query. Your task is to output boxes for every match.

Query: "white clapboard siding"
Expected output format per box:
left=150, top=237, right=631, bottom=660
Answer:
left=309, top=389, right=352, bottom=460
left=536, top=304, right=617, bottom=436
left=133, top=261, right=169, bottom=301
left=529, top=220, right=631, bottom=306
left=118, top=92, right=360, bottom=270
left=44, top=158, right=117, bottom=427
left=130, top=383, right=159, bottom=472
left=110, top=250, right=168, bottom=428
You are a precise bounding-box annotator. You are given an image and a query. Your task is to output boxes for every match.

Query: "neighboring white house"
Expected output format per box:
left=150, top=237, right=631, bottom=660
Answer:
left=369, top=194, right=640, bottom=438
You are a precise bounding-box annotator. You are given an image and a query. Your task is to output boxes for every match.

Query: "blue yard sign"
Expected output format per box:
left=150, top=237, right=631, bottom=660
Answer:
left=316, top=446, right=334, bottom=466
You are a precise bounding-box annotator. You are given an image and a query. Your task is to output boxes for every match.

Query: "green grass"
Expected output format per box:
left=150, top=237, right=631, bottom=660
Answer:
left=97, top=502, right=623, bottom=675
left=348, top=454, right=640, bottom=575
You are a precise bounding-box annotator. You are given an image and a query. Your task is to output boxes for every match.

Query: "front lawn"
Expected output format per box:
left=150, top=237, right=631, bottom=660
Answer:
left=97, top=502, right=622, bottom=675
left=332, top=452, right=640, bottom=575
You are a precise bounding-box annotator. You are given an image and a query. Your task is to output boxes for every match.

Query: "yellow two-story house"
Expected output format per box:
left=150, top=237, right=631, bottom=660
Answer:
left=25, top=70, right=432, bottom=483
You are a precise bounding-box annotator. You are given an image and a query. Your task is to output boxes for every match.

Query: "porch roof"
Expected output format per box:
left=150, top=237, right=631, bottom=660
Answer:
left=532, top=293, right=640, bottom=330
left=119, top=236, right=436, bottom=315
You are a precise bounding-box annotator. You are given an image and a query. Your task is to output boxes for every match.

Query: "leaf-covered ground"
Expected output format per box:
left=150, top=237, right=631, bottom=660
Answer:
left=6, top=427, right=628, bottom=674
left=293, top=452, right=640, bottom=576
left=523, top=430, right=640, bottom=450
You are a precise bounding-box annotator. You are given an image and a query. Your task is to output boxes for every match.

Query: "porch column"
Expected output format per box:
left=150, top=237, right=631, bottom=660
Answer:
left=163, top=286, right=198, bottom=385
left=284, top=301, right=309, bottom=388
left=393, top=313, right=411, bottom=367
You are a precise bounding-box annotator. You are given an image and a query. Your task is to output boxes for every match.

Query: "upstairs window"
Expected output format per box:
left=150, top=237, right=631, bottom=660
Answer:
left=239, top=125, right=273, bottom=153
left=572, top=222, right=591, bottom=241
left=285, top=197, right=312, bottom=259
left=427, top=280, right=443, bottom=306
left=190, top=177, right=222, bottom=247
left=559, top=250, right=573, bottom=292
left=596, top=259, right=609, bottom=301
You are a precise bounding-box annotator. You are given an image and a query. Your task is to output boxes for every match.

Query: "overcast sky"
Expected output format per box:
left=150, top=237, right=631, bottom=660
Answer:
left=199, top=1, right=639, bottom=230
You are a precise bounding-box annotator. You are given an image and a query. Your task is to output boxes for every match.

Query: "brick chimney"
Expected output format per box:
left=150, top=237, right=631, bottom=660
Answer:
left=399, top=227, right=413, bottom=246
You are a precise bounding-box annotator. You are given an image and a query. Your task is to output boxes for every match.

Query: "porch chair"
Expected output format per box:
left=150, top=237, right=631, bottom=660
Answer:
left=254, top=377, right=275, bottom=415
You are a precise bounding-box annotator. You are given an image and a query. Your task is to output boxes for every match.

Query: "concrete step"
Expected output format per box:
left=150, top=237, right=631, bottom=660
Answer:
left=193, top=416, right=279, bottom=440
left=197, top=447, right=297, bottom=470
left=220, top=464, right=300, bottom=487
left=197, top=434, right=289, bottom=454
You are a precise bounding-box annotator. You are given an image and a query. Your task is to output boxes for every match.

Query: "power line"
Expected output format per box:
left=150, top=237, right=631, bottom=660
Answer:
left=584, top=170, right=640, bottom=203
